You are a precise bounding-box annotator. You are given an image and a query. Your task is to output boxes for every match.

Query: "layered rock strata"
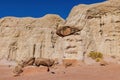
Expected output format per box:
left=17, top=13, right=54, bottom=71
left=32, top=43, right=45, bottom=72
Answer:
left=0, top=0, right=120, bottom=63
left=57, top=0, right=120, bottom=59
left=0, top=14, right=64, bottom=61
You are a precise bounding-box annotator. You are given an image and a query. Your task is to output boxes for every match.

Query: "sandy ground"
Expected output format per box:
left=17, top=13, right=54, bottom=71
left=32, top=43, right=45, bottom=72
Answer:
left=0, top=63, right=120, bottom=80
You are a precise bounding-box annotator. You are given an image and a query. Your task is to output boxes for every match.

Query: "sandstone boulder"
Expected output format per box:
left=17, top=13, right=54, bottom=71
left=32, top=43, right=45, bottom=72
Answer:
left=99, top=60, right=108, bottom=66
left=34, top=58, right=55, bottom=67
left=13, top=65, right=23, bottom=76
left=62, top=59, right=78, bottom=68
left=56, top=26, right=80, bottom=37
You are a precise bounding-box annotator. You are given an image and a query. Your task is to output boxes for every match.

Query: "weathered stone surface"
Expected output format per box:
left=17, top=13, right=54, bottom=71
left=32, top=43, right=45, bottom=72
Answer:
left=0, top=14, right=65, bottom=62
left=56, top=26, right=80, bottom=37
left=34, top=58, right=55, bottom=67
left=19, top=57, right=35, bottom=67
left=62, top=59, right=78, bottom=68
left=0, top=0, right=120, bottom=64
left=13, top=65, right=23, bottom=76
left=99, top=59, right=108, bottom=66
left=58, top=0, right=120, bottom=60
left=14, top=57, right=55, bottom=74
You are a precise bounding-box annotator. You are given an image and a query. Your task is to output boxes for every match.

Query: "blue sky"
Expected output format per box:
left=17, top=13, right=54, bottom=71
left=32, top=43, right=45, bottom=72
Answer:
left=0, top=0, right=106, bottom=19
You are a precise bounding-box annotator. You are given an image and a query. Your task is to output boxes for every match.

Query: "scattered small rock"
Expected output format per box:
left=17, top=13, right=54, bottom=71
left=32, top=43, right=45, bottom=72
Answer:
left=100, top=60, right=108, bottom=66
left=51, top=71, right=55, bottom=74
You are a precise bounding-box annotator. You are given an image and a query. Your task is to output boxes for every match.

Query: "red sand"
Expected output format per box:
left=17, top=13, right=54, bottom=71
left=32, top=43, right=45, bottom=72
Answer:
left=0, top=63, right=120, bottom=80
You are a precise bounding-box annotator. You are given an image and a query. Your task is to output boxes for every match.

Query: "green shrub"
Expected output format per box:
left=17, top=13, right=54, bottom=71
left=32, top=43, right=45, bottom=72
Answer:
left=88, top=51, right=103, bottom=61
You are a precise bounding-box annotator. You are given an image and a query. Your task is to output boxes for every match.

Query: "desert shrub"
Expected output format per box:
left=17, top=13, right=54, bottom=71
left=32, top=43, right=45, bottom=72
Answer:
left=95, top=58, right=102, bottom=62
left=88, top=51, right=103, bottom=61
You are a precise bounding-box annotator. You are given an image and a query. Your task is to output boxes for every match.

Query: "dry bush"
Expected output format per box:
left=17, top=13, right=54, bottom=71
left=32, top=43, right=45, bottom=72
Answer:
left=88, top=51, right=103, bottom=62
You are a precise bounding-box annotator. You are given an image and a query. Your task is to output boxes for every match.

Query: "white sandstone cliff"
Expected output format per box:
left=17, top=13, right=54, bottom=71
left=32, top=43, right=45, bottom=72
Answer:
left=57, top=0, right=120, bottom=59
left=0, top=14, right=65, bottom=62
left=0, top=0, right=120, bottom=63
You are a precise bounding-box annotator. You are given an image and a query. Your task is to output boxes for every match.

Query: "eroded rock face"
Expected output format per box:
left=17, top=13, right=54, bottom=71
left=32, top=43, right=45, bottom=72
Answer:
left=0, top=0, right=120, bottom=63
left=58, top=0, right=120, bottom=59
left=0, top=14, right=65, bottom=61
